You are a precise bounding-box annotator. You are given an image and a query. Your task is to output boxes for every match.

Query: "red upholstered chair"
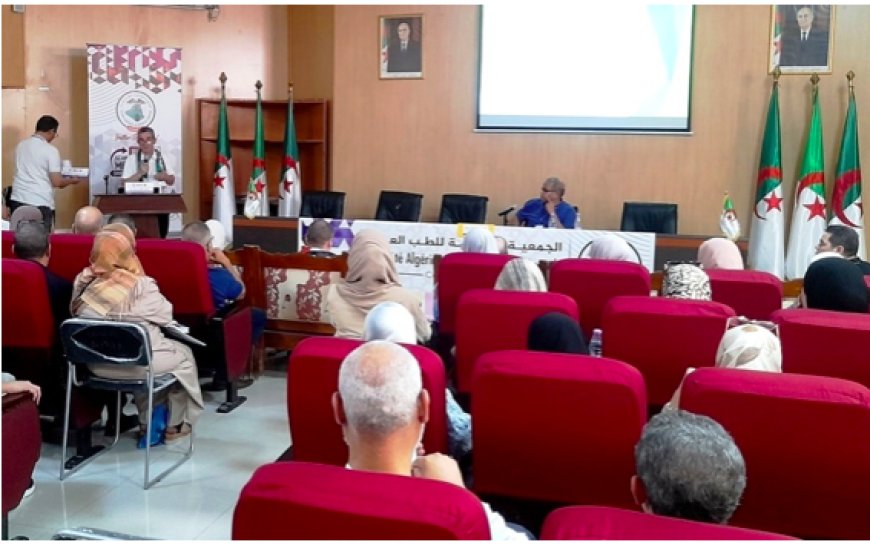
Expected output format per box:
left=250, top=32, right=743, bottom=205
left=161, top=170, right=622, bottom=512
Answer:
left=46, top=233, right=95, bottom=283
left=601, top=296, right=735, bottom=407
left=287, top=337, right=448, bottom=464
left=455, top=289, right=578, bottom=393
left=436, top=253, right=515, bottom=335
left=706, top=269, right=784, bottom=320
left=2, top=259, right=55, bottom=384
left=233, top=462, right=490, bottom=540
left=1, top=230, right=14, bottom=258
left=771, top=308, right=870, bottom=390
left=2, top=393, right=42, bottom=540
left=472, top=350, right=646, bottom=508
left=549, top=258, right=651, bottom=337
left=680, top=367, right=870, bottom=539
left=541, top=506, right=795, bottom=540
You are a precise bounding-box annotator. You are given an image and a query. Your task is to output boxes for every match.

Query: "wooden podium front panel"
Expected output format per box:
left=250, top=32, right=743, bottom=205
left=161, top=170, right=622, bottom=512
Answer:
left=93, top=195, right=187, bottom=238
left=232, top=216, right=299, bottom=253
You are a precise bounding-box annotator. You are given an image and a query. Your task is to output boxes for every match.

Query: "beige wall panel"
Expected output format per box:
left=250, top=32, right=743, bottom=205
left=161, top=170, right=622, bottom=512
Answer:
left=2, top=7, right=26, bottom=89
left=289, top=5, right=334, bottom=100
left=332, top=5, right=870, bottom=236
left=2, top=5, right=288, bottom=228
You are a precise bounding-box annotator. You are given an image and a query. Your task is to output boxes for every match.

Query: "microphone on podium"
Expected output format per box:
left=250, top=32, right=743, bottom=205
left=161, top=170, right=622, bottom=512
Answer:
left=140, top=157, right=150, bottom=181
left=497, top=205, right=517, bottom=217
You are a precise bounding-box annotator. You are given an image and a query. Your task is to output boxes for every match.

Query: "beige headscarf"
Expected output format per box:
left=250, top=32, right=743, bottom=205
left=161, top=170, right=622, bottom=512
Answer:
left=586, top=234, right=638, bottom=263
left=715, top=324, right=782, bottom=373
left=495, top=258, right=547, bottom=292
left=698, top=238, right=744, bottom=270
left=71, top=229, right=145, bottom=316
left=334, top=229, right=402, bottom=309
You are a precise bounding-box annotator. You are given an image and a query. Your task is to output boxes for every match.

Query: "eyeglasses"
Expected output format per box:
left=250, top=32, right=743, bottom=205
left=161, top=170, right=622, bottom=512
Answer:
left=541, top=187, right=553, bottom=193
left=725, top=315, right=779, bottom=337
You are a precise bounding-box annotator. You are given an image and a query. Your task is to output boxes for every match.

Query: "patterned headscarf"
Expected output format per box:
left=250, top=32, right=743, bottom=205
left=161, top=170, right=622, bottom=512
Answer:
left=716, top=324, right=782, bottom=373
left=698, top=238, right=744, bottom=270
left=71, top=229, right=144, bottom=316
left=662, top=264, right=711, bottom=301
left=334, top=229, right=402, bottom=309
left=495, top=258, right=547, bottom=292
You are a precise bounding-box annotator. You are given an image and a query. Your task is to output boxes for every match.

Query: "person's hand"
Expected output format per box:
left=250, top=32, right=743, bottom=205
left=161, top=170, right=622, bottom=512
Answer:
left=411, top=453, right=465, bottom=488
left=209, top=248, right=232, bottom=267
left=137, top=163, right=149, bottom=178
left=3, top=380, right=41, bottom=404
left=154, top=172, right=174, bottom=184
left=544, top=200, right=557, bottom=215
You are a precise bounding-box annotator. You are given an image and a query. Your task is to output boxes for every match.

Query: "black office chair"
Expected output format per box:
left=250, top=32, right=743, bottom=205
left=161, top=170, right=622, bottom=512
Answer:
left=59, top=318, right=193, bottom=489
left=438, top=194, right=488, bottom=224
left=374, top=191, right=423, bottom=222
left=620, top=202, right=678, bottom=234
left=300, top=191, right=346, bottom=219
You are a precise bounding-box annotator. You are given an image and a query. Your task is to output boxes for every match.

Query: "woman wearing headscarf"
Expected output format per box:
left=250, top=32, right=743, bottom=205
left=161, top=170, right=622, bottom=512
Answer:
left=70, top=228, right=203, bottom=441
left=527, top=312, right=588, bottom=354
left=665, top=321, right=782, bottom=410
left=461, top=227, right=499, bottom=254
left=585, top=234, right=639, bottom=263
left=324, top=229, right=431, bottom=341
left=494, top=258, right=547, bottom=291
left=661, top=263, right=711, bottom=301
left=801, top=256, right=869, bottom=313
left=697, top=238, right=744, bottom=270
left=363, top=301, right=472, bottom=458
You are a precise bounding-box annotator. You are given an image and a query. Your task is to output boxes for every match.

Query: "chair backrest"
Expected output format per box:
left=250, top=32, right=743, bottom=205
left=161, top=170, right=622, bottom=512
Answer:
left=549, top=258, right=651, bottom=338
left=436, top=253, right=516, bottom=335
left=680, top=367, right=870, bottom=539
left=706, top=269, right=783, bottom=320
left=472, top=351, right=646, bottom=507
left=287, top=337, right=448, bottom=464
left=60, top=318, right=152, bottom=368
left=374, top=190, right=423, bottom=222
left=2, top=393, right=42, bottom=515
left=601, top=296, right=735, bottom=406
left=212, top=304, right=253, bottom=382
left=232, top=461, right=490, bottom=540
left=771, top=308, right=870, bottom=391
left=137, top=239, right=215, bottom=326
left=438, top=194, right=488, bottom=224
left=620, top=202, right=678, bottom=234
left=541, top=506, right=795, bottom=540
left=300, top=190, right=346, bottom=219
left=2, top=259, right=54, bottom=349
left=47, top=233, right=96, bottom=283
left=1, top=230, right=14, bottom=258
left=454, top=289, right=578, bottom=392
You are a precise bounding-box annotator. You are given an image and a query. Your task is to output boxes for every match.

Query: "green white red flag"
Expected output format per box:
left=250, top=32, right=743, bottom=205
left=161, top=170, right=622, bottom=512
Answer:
left=747, top=82, right=785, bottom=278
left=719, top=192, right=741, bottom=241
left=212, top=75, right=235, bottom=244
left=244, top=82, right=268, bottom=218
left=785, top=82, right=827, bottom=279
left=278, top=95, right=301, bottom=217
left=829, top=77, right=864, bottom=258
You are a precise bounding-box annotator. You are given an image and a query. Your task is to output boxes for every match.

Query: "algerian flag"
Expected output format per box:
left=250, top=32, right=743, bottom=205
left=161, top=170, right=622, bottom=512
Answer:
left=829, top=74, right=864, bottom=259
left=212, top=73, right=235, bottom=244
left=748, top=81, right=785, bottom=279
left=785, top=81, right=827, bottom=279
left=720, top=192, right=741, bottom=241
left=244, top=81, right=268, bottom=218
left=278, top=93, right=302, bottom=218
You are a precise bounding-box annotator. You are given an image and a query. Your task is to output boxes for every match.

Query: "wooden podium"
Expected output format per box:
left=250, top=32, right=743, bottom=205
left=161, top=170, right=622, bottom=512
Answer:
left=93, top=194, right=187, bottom=238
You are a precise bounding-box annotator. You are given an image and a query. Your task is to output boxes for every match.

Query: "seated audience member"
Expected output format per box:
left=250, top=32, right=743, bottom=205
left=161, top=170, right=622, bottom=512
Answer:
left=495, top=235, right=509, bottom=255
left=302, top=218, right=336, bottom=257
left=697, top=238, right=744, bottom=270
left=324, top=229, right=430, bottom=341
left=494, top=258, right=547, bottom=292
left=107, top=213, right=138, bottom=237
left=13, top=221, right=72, bottom=327
left=632, top=410, right=746, bottom=524
left=363, top=301, right=472, bottom=458
left=585, top=234, right=639, bottom=263
left=461, top=227, right=499, bottom=254
left=527, top=312, right=588, bottom=354
left=517, top=177, right=577, bottom=229
left=666, top=321, right=782, bottom=410
left=333, top=340, right=529, bottom=540
left=72, top=205, right=104, bottom=234
left=800, top=256, right=869, bottom=313
left=662, top=263, right=711, bottom=301
left=9, top=205, right=43, bottom=231
left=816, top=224, right=870, bottom=274
left=70, top=228, right=203, bottom=441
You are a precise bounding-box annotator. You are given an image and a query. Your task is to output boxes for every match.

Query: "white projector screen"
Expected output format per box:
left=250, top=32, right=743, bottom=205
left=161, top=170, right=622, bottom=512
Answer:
left=477, top=4, right=695, bottom=133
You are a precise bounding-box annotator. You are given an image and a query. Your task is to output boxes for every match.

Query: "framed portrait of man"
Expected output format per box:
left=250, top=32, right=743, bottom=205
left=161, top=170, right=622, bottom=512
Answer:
left=769, top=5, right=834, bottom=74
left=379, top=15, right=423, bottom=79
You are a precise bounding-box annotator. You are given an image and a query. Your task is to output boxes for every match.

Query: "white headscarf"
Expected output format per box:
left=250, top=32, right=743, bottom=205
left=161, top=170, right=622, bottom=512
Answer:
left=461, top=227, right=498, bottom=254
left=495, top=258, right=547, bottom=292
left=206, top=219, right=227, bottom=250
left=586, top=234, right=638, bottom=263
left=715, top=324, right=782, bottom=373
left=363, top=301, right=417, bottom=344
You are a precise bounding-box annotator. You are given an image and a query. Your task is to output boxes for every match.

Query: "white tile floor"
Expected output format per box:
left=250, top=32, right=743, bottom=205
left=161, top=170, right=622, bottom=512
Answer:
left=7, top=373, right=290, bottom=540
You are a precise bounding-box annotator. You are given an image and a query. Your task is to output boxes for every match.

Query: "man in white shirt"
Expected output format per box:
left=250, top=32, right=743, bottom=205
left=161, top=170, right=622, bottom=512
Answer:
left=122, top=126, right=176, bottom=237
left=333, top=340, right=530, bottom=540
left=10, top=115, right=85, bottom=231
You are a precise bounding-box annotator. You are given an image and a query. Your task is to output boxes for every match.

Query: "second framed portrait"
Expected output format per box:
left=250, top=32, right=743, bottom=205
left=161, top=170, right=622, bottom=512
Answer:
left=380, top=15, right=423, bottom=79
left=769, top=5, right=834, bottom=74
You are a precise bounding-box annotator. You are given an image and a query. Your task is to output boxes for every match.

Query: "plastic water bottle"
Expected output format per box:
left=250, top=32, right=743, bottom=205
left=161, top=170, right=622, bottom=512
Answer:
left=547, top=214, right=557, bottom=228
left=589, top=328, right=603, bottom=357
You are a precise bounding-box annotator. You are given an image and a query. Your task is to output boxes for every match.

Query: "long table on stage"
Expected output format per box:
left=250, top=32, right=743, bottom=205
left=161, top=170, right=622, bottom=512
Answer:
left=93, top=194, right=187, bottom=239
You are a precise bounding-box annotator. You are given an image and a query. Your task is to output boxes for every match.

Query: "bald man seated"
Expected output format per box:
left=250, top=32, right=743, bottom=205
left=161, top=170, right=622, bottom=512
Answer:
left=72, top=205, right=103, bottom=234
left=332, top=340, right=530, bottom=540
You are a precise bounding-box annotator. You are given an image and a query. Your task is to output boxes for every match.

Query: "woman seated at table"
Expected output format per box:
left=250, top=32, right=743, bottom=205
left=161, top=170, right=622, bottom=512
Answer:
left=70, top=227, right=203, bottom=441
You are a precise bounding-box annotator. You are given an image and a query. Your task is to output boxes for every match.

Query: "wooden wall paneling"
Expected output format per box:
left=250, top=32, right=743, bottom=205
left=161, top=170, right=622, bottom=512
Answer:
left=2, top=6, right=25, bottom=89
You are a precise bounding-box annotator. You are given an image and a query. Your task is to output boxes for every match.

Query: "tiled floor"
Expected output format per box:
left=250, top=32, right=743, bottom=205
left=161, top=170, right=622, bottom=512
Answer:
left=7, top=373, right=290, bottom=540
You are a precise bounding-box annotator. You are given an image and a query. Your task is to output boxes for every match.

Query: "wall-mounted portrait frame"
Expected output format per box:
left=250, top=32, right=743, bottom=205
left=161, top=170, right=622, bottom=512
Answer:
left=379, top=14, right=423, bottom=79
left=769, top=5, right=834, bottom=74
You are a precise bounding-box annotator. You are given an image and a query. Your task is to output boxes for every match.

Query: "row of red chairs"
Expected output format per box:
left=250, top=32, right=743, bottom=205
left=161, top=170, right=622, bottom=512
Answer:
left=280, top=336, right=870, bottom=539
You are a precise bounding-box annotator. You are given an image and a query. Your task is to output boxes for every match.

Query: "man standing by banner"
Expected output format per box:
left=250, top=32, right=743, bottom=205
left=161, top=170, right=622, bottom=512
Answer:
left=122, top=126, right=176, bottom=237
